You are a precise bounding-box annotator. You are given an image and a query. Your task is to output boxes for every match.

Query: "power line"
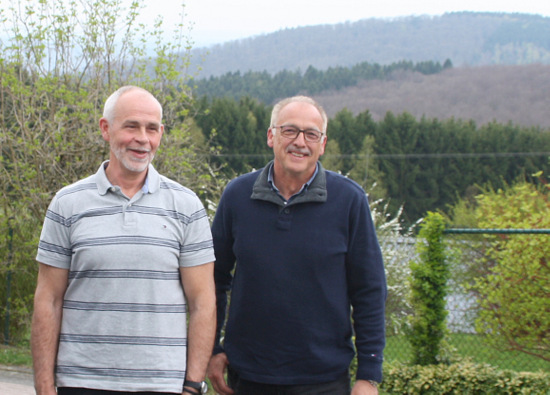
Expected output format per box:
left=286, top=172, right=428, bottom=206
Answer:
left=212, top=152, right=550, bottom=159
left=445, top=228, right=550, bottom=234
left=372, top=152, right=550, bottom=159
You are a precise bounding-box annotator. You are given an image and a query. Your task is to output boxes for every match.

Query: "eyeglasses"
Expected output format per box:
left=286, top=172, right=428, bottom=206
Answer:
left=272, top=125, right=325, bottom=143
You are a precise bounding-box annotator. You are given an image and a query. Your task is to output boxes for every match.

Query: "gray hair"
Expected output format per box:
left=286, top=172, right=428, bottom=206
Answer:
left=270, top=96, right=328, bottom=134
left=102, top=86, right=163, bottom=124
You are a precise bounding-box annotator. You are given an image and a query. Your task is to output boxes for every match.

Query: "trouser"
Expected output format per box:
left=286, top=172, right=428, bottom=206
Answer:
left=57, top=388, right=178, bottom=395
left=227, top=366, right=351, bottom=395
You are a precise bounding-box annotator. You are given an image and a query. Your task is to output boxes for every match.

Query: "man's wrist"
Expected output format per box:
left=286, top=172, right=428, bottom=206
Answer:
left=367, top=379, right=378, bottom=388
left=183, top=379, right=208, bottom=394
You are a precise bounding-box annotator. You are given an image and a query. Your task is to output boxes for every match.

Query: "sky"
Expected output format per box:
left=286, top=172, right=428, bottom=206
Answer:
left=136, top=0, right=550, bottom=48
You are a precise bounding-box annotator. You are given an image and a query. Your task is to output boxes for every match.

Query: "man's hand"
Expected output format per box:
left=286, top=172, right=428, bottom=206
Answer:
left=352, top=379, right=379, bottom=395
left=207, top=352, right=234, bottom=395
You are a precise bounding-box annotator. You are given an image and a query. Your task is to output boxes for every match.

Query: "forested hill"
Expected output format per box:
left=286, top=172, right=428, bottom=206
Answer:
left=315, top=64, right=550, bottom=129
left=190, top=12, right=550, bottom=78
left=192, top=60, right=550, bottom=129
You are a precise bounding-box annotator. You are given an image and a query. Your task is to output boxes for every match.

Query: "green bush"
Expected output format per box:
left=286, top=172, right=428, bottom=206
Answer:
left=473, top=181, right=550, bottom=362
left=407, top=212, right=450, bottom=365
left=382, top=361, right=550, bottom=394
left=445, top=174, right=550, bottom=363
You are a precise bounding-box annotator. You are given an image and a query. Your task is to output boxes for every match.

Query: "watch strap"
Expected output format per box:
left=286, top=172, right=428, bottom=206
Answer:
left=183, top=379, right=205, bottom=394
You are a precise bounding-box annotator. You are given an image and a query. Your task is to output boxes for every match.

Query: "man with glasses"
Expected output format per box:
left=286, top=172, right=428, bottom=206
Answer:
left=208, top=96, right=386, bottom=394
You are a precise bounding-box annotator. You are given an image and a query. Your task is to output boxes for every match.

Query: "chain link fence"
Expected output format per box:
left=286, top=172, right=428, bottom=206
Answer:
left=382, top=229, right=550, bottom=373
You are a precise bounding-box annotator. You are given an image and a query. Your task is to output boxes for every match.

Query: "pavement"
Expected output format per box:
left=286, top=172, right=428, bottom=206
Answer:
left=0, top=364, right=35, bottom=394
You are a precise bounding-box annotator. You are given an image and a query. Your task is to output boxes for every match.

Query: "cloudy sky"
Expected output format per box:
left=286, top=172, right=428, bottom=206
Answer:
left=136, top=0, right=550, bottom=47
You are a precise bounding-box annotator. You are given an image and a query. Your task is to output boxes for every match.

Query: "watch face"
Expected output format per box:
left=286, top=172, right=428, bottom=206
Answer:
left=200, top=381, right=208, bottom=393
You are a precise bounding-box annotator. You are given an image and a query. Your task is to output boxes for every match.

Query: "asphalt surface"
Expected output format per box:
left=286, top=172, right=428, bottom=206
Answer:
left=0, top=364, right=35, bottom=394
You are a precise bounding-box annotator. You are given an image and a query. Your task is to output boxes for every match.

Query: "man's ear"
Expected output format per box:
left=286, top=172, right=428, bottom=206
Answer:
left=99, top=118, right=110, bottom=142
left=319, top=136, right=327, bottom=156
left=267, top=128, right=274, bottom=148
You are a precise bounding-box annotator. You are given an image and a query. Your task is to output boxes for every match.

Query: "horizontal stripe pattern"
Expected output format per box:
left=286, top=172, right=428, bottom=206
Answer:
left=72, top=235, right=180, bottom=251
left=69, top=269, right=180, bottom=281
left=46, top=204, right=208, bottom=228
left=63, top=300, right=186, bottom=313
left=38, top=240, right=72, bottom=257
left=181, top=239, right=213, bottom=254
left=37, top=164, right=215, bottom=392
left=59, top=334, right=186, bottom=346
left=56, top=365, right=185, bottom=379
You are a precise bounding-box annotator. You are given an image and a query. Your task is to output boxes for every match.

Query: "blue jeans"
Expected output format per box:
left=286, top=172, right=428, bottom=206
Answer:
left=227, top=366, right=351, bottom=395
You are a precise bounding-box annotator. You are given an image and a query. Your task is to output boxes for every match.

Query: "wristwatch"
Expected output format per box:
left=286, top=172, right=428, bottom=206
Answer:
left=183, top=379, right=208, bottom=394
left=367, top=379, right=379, bottom=388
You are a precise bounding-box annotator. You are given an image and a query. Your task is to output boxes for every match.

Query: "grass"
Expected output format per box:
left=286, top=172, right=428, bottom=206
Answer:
left=385, top=333, right=550, bottom=372
left=0, top=343, right=32, bottom=367
left=2, top=332, right=549, bottom=390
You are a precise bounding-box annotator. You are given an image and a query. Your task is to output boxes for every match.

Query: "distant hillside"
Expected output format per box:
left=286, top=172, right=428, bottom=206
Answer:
left=313, top=64, right=550, bottom=129
left=190, top=12, right=550, bottom=78
left=191, top=59, right=451, bottom=105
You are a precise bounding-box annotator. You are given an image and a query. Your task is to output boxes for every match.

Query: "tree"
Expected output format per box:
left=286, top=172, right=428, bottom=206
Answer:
left=374, top=112, right=421, bottom=224
left=472, top=178, right=550, bottom=361
left=319, top=136, right=344, bottom=174
left=195, top=96, right=271, bottom=177
left=322, top=108, right=386, bottom=201
left=407, top=212, right=450, bottom=365
left=348, top=111, right=386, bottom=201
left=329, top=108, right=369, bottom=175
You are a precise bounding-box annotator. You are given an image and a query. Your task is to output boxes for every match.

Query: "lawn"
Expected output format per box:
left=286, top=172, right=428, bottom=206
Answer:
left=2, top=332, right=549, bottom=392
left=385, top=333, right=550, bottom=372
left=0, top=344, right=32, bottom=367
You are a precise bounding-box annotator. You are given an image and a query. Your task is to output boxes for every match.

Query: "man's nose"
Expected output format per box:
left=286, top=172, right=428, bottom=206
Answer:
left=135, top=127, right=149, bottom=142
left=293, top=130, right=308, bottom=145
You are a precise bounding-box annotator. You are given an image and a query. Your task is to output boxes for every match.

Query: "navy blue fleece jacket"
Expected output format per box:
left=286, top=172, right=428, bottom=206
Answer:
left=212, top=161, right=386, bottom=384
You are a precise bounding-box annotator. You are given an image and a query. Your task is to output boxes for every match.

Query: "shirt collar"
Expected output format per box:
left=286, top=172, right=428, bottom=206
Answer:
left=267, top=162, right=319, bottom=199
left=96, top=160, right=160, bottom=195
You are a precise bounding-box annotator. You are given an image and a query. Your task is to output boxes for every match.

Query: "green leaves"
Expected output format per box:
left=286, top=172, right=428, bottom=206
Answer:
left=472, top=181, right=550, bottom=361
left=382, top=361, right=550, bottom=394
left=407, top=212, right=450, bottom=365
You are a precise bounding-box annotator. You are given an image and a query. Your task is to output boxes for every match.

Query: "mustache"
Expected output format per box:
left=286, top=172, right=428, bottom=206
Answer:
left=286, top=145, right=311, bottom=156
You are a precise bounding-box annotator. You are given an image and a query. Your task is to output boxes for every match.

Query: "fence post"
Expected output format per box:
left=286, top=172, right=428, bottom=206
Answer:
left=4, top=217, right=14, bottom=345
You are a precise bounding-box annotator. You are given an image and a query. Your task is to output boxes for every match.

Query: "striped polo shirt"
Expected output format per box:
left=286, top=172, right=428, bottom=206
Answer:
left=36, top=161, right=215, bottom=393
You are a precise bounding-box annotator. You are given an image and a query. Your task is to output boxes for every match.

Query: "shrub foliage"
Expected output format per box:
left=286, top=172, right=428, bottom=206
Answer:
left=382, top=361, right=550, bottom=394
left=473, top=179, right=550, bottom=362
left=407, top=212, right=450, bottom=365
